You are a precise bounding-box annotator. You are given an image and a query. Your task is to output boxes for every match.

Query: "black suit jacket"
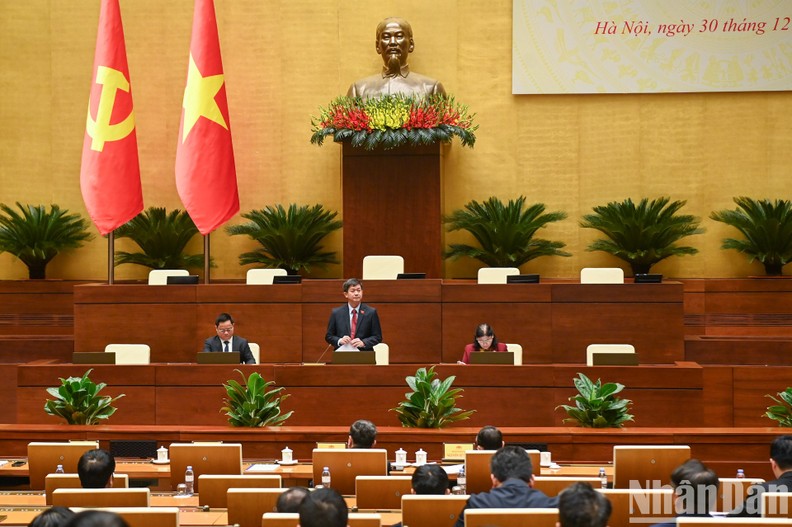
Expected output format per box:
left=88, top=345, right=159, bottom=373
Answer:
left=325, top=303, right=382, bottom=351
left=202, top=335, right=256, bottom=364
left=729, top=470, right=792, bottom=517
left=454, top=479, right=558, bottom=527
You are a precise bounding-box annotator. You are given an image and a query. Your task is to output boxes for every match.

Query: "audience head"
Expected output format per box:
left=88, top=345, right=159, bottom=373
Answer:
left=472, top=323, right=500, bottom=351
left=475, top=426, right=504, bottom=450
left=411, top=464, right=450, bottom=495
left=63, top=511, right=128, bottom=527
left=669, top=459, right=719, bottom=515
left=77, top=449, right=115, bottom=488
left=557, top=482, right=612, bottom=527
left=490, top=445, right=533, bottom=485
left=770, top=435, right=792, bottom=475
left=298, top=487, right=348, bottom=527
left=348, top=419, right=377, bottom=448
left=277, top=486, right=310, bottom=513
left=29, top=506, right=76, bottom=527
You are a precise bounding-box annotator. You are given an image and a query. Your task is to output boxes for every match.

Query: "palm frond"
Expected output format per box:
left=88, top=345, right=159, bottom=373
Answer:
left=443, top=196, right=570, bottom=268
left=226, top=204, right=342, bottom=274
left=711, top=197, right=792, bottom=275
left=580, top=197, right=703, bottom=275
left=113, top=207, right=204, bottom=270
left=0, top=202, right=93, bottom=278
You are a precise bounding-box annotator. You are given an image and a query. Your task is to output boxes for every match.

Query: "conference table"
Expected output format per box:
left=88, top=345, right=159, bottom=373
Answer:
left=0, top=460, right=614, bottom=526
left=0, top=459, right=614, bottom=487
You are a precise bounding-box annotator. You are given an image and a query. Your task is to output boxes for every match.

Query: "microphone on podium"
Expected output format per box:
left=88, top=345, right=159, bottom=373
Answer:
left=304, top=343, right=333, bottom=365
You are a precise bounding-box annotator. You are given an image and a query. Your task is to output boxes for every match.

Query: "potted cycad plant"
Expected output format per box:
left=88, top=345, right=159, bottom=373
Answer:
left=0, top=202, right=93, bottom=279
left=390, top=366, right=474, bottom=428
left=226, top=204, right=342, bottom=275
left=556, top=373, right=634, bottom=428
left=710, top=197, right=792, bottom=276
left=44, top=369, right=124, bottom=425
left=580, top=197, right=703, bottom=275
left=221, top=370, right=293, bottom=427
left=444, top=196, right=570, bottom=268
left=114, top=207, right=205, bottom=271
left=765, top=387, right=792, bottom=427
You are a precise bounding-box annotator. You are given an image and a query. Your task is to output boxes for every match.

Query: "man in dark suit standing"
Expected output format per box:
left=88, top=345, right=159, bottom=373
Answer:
left=325, top=278, right=382, bottom=351
left=203, top=312, right=256, bottom=364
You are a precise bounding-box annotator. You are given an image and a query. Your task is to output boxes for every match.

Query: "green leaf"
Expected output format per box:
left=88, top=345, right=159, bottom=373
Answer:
left=389, top=366, right=475, bottom=428
left=556, top=373, right=634, bottom=428
left=43, top=369, right=124, bottom=425
left=221, top=370, right=293, bottom=427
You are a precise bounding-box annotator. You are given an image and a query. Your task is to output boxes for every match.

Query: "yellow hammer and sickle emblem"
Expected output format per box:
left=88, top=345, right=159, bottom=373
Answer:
left=86, top=66, right=136, bottom=152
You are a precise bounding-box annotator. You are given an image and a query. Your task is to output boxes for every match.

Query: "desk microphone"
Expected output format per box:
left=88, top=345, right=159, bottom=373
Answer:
left=305, top=343, right=333, bottom=365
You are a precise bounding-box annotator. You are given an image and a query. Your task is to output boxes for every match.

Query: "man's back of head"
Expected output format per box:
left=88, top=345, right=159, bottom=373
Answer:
left=411, top=464, right=449, bottom=495
left=298, top=487, right=348, bottom=527
left=490, top=445, right=533, bottom=484
left=277, top=486, right=310, bottom=513
left=348, top=419, right=377, bottom=448
left=558, top=482, right=611, bottom=527
left=77, top=449, right=115, bottom=488
left=771, top=435, right=792, bottom=472
left=670, top=459, right=719, bottom=515
left=475, top=426, right=504, bottom=450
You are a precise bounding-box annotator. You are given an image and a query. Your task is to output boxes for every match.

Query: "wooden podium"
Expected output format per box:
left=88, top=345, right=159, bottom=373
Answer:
left=342, top=143, right=444, bottom=278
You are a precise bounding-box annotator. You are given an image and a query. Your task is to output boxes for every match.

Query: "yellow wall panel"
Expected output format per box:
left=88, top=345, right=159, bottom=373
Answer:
left=0, top=0, right=790, bottom=280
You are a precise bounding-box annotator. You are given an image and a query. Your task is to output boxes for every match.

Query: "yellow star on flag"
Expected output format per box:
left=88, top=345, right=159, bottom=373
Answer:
left=181, top=53, right=227, bottom=142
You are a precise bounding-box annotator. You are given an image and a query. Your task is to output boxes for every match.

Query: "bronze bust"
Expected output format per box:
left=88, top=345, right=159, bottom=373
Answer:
left=347, top=17, right=446, bottom=99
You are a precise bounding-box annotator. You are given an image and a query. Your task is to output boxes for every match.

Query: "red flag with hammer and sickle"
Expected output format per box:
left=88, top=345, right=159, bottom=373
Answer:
left=80, top=0, right=143, bottom=236
left=175, top=0, right=239, bottom=235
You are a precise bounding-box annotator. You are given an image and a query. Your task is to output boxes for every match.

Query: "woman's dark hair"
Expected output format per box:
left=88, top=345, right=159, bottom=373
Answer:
left=472, top=323, right=499, bottom=351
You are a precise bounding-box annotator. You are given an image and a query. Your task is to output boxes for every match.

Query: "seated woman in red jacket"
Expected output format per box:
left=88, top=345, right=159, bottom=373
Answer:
left=458, top=323, right=508, bottom=364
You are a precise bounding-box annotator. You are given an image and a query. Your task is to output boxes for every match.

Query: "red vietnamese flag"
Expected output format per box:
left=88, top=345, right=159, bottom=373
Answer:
left=175, top=0, right=239, bottom=235
left=80, top=0, right=143, bottom=235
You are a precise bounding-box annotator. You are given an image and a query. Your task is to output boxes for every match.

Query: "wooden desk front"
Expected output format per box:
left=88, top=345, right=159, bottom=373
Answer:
left=14, top=363, right=701, bottom=427
left=73, top=280, right=683, bottom=365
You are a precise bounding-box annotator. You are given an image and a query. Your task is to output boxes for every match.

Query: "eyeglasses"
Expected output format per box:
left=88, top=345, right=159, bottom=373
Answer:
left=217, top=326, right=234, bottom=334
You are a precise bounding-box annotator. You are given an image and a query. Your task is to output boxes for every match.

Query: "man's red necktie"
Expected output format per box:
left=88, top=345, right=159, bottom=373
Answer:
left=351, top=309, right=358, bottom=339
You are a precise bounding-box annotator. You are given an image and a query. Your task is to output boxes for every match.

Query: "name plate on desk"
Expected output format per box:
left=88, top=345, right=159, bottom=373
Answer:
left=469, top=351, right=514, bottom=365
left=197, top=351, right=240, bottom=364
left=443, top=443, right=474, bottom=461
left=331, top=351, right=376, bottom=364
left=73, top=352, right=115, bottom=364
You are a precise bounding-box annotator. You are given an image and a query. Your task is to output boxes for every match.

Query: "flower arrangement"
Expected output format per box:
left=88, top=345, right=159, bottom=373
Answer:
left=310, top=94, right=477, bottom=150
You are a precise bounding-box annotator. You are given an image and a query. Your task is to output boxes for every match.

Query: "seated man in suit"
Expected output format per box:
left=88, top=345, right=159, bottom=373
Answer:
left=731, top=434, right=792, bottom=517
left=475, top=425, right=505, bottom=450
left=651, top=459, right=718, bottom=526
left=78, top=449, right=115, bottom=488
left=298, top=487, right=348, bottom=527
left=325, top=278, right=382, bottom=351
left=454, top=445, right=558, bottom=527
left=203, top=312, right=256, bottom=364
left=558, top=482, right=612, bottom=527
